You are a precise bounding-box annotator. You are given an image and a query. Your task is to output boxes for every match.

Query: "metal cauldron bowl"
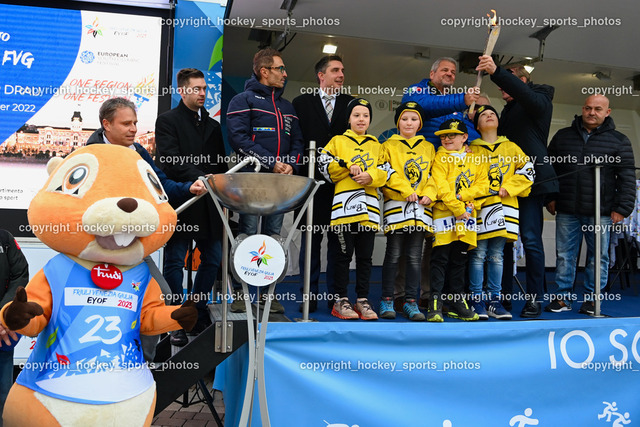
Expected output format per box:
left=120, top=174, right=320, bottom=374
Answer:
left=207, top=173, right=317, bottom=215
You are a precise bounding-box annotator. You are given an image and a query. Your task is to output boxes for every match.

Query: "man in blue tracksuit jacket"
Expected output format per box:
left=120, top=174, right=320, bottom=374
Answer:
left=402, top=57, right=480, bottom=149
left=226, top=48, right=304, bottom=314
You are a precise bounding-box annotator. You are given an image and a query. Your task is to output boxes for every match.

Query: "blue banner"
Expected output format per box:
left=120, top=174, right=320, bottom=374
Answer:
left=0, top=4, right=81, bottom=145
left=216, top=319, right=640, bottom=426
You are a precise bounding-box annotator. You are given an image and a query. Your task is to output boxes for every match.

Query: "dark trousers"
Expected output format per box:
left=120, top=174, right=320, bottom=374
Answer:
left=382, top=231, right=426, bottom=300
left=502, top=195, right=546, bottom=301
left=333, top=224, right=375, bottom=299
left=298, top=230, right=336, bottom=296
left=394, top=238, right=432, bottom=300
left=430, top=240, right=468, bottom=298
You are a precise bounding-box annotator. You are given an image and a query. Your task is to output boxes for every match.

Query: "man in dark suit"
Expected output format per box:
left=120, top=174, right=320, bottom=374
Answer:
left=292, top=55, right=354, bottom=312
left=155, top=68, right=227, bottom=346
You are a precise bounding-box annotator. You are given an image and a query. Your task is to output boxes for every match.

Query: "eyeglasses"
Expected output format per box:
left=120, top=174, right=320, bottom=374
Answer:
left=439, top=134, right=460, bottom=141
left=265, top=66, right=286, bottom=74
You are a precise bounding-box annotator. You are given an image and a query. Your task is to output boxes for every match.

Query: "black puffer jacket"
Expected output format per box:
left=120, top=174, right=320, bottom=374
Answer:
left=490, top=67, right=558, bottom=196
left=547, top=115, right=636, bottom=217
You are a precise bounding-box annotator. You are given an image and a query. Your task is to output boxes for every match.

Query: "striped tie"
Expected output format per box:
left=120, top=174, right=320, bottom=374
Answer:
left=323, top=95, right=333, bottom=122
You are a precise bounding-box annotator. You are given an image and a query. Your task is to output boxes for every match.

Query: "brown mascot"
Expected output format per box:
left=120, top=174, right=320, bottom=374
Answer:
left=1, top=144, right=197, bottom=426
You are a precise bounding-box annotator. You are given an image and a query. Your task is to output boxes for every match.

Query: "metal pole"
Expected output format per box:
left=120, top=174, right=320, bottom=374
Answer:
left=302, top=140, right=316, bottom=321
left=594, top=164, right=602, bottom=317
left=220, top=207, right=229, bottom=353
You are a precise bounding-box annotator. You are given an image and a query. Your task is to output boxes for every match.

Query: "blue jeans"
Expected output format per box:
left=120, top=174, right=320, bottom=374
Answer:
left=555, top=213, right=611, bottom=297
left=298, top=231, right=336, bottom=297
left=382, top=231, right=426, bottom=300
left=469, top=237, right=506, bottom=298
left=238, top=213, right=284, bottom=236
left=163, top=236, right=222, bottom=319
left=0, top=349, right=13, bottom=417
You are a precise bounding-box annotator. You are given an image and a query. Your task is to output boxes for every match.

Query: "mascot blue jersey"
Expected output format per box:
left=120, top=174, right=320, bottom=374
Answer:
left=17, top=254, right=154, bottom=404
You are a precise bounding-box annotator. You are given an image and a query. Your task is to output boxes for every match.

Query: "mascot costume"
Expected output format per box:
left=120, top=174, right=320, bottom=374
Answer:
left=1, top=144, right=197, bottom=426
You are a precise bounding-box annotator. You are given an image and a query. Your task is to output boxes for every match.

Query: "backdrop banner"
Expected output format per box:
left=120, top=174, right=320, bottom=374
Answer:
left=171, top=1, right=225, bottom=121
left=215, top=319, right=639, bottom=426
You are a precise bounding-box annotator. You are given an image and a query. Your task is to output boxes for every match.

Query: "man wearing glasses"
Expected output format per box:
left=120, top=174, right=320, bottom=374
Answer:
left=227, top=48, right=304, bottom=314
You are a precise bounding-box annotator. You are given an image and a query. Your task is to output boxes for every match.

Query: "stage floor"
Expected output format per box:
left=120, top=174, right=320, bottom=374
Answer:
left=234, top=267, right=640, bottom=322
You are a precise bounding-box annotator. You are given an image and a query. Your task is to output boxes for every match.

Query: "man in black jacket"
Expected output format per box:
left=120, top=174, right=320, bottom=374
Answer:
left=0, top=229, right=28, bottom=413
left=292, top=55, right=353, bottom=312
left=155, top=68, right=228, bottom=345
left=476, top=56, right=559, bottom=318
left=545, top=95, right=635, bottom=315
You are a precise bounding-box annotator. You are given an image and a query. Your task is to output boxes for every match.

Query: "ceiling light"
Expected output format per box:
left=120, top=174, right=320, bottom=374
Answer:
left=323, top=44, right=337, bottom=54
left=593, top=71, right=611, bottom=81
left=524, top=64, right=535, bottom=74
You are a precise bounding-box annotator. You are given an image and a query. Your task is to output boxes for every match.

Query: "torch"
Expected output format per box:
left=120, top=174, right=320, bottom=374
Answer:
left=468, top=9, right=500, bottom=114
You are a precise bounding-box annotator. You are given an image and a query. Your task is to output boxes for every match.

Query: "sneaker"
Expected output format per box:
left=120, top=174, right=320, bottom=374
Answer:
left=471, top=300, right=488, bottom=321
left=426, top=296, right=443, bottom=322
left=403, top=300, right=425, bottom=321
left=260, top=293, right=285, bottom=314
left=544, top=299, right=572, bottom=313
left=579, top=300, right=596, bottom=316
left=487, top=299, right=512, bottom=320
left=331, top=298, right=359, bottom=320
left=170, top=329, right=188, bottom=347
left=379, top=297, right=396, bottom=319
left=230, top=289, right=247, bottom=313
left=446, top=300, right=479, bottom=321
left=298, top=299, right=317, bottom=313
left=355, top=298, right=378, bottom=320
left=520, top=301, right=541, bottom=318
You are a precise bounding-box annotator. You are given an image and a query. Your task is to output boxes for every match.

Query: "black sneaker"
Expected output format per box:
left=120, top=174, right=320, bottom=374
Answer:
left=170, top=329, right=188, bottom=347
left=426, top=296, right=443, bottom=322
left=298, top=299, right=318, bottom=313
left=520, top=301, right=541, bottom=318
left=579, top=300, right=596, bottom=316
left=544, top=299, right=572, bottom=313
left=446, top=300, right=479, bottom=321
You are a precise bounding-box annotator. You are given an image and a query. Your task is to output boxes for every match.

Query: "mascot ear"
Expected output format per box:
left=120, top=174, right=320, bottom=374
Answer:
left=46, top=157, right=64, bottom=176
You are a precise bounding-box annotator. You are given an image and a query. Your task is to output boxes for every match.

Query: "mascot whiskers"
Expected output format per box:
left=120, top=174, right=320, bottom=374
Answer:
left=1, top=144, right=197, bottom=426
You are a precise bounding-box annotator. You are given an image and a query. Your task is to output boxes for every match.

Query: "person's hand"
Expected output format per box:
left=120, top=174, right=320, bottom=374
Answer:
left=546, top=200, right=556, bottom=215
left=273, top=162, right=293, bottom=175
left=456, top=212, right=470, bottom=221
left=189, top=180, right=207, bottom=196
left=352, top=172, right=372, bottom=186
left=464, top=145, right=473, bottom=154
left=499, top=187, right=510, bottom=198
left=0, top=324, right=18, bottom=347
left=419, top=196, right=432, bottom=205
left=476, top=55, right=497, bottom=75
left=349, top=164, right=363, bottom=176
left=464, top=90, right=480, bottom=106
left=612, top=211, right=625, bottom=224
left=406, top=192, right=418, bottom=202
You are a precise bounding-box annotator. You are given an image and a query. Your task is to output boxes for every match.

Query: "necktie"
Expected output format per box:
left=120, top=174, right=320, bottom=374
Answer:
left=323, top=95, right=333, bottom=122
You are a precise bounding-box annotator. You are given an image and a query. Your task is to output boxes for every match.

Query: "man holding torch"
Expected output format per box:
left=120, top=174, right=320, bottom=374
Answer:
left=476, top=55, right=558, bottom=318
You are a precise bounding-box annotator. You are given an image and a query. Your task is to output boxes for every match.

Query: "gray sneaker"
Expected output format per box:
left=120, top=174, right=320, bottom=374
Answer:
left=230, top=289, right=247, bottom=313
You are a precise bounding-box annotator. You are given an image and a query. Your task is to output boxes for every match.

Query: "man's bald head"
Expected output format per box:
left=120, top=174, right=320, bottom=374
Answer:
left=582, top=95, right=611, bottom=131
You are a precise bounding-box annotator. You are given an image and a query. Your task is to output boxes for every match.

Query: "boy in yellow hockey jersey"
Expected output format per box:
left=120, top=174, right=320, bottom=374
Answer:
left=468, top=105, right=534, bottom=320
left=379, top=102, right=435, bottom=321
left=428, top=119, right=489, bottom=322
left=318, top=98, right=387, bottom=320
